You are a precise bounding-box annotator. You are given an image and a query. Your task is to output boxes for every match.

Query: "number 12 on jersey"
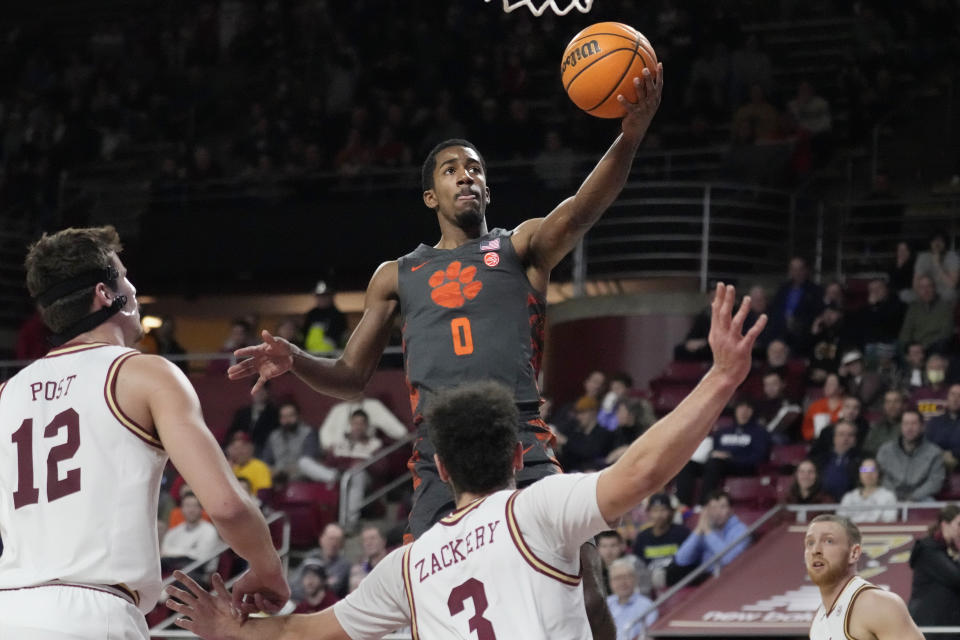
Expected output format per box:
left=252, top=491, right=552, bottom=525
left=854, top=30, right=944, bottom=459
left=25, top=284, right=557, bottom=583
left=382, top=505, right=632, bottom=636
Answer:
left=450, top=317, right=474, bottom=356
left=11, top=408, right=82, bottom=509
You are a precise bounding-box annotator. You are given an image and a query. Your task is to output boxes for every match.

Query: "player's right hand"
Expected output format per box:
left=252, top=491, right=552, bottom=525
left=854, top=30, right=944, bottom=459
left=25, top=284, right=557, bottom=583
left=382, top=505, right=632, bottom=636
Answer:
left=229, top=565, right=291, bottom=616
left=707, top=282, right=766, bottom=389
left=228, top=330, right=294, bottom=394
left=167, top=571, right=244, bottom=640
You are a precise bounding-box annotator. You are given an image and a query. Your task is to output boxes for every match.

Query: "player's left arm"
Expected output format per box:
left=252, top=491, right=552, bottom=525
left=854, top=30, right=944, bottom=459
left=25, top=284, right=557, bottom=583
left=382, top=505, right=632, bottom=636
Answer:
left=512, top=64, right=663, bottom=285
left=853, top=589, right=924, bottom=640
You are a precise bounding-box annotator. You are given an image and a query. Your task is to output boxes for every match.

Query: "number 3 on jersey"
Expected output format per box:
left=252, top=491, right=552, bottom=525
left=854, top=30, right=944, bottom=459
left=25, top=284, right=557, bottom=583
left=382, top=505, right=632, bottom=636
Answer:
left=450, top=317, right=474, bottom=356
left=11, top=408, right=82, bottom=509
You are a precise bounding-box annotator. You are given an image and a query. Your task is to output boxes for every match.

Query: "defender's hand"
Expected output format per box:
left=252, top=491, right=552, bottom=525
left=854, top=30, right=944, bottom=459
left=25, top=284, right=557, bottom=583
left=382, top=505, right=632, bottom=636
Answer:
left=707, top=283, right=766, bottom=389
left=167, top=572, right=245, bottom=640
left=227, top=330, right=295, bottom=394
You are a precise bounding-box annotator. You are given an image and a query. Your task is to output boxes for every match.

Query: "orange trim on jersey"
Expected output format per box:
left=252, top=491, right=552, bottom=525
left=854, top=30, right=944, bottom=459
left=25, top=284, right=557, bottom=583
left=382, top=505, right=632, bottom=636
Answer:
left=401, top=545, right=421, bottom=640
left=44, top=342, right=112, bottom=359
left=104, top=351, right=163, bottom=449
left=843, top=580, right=878, bottom=640
left=439, top=496, right=488, bottom=526
left=504, top=491, right=581, bottom=586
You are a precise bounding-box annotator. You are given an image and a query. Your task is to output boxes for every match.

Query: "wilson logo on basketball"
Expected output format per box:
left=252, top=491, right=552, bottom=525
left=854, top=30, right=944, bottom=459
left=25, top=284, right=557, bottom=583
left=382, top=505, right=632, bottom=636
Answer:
left=483, top=252, right=500, bottom=268
left=560, top=40, right=600, bottom=74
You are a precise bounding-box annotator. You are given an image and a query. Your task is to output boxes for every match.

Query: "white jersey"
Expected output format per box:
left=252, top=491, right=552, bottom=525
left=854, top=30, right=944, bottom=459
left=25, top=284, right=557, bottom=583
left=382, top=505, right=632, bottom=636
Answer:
left=0, top=342, right=168, bottom=613
left=333, top=473, right=609, bottom=639
left=809, top=575, right=878, bottom=640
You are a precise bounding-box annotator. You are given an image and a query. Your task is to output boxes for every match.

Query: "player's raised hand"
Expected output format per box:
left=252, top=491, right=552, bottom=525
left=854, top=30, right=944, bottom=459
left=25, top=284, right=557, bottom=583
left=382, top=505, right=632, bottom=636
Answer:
left=229, top=565, right=291, bottom=616
left=228, top=330, right=295, bottom=394
left=617, top=62, right=663, bottom=140
left=167, top=572, right=244, bottom=640
left=707, top=282, right=766, bottom=388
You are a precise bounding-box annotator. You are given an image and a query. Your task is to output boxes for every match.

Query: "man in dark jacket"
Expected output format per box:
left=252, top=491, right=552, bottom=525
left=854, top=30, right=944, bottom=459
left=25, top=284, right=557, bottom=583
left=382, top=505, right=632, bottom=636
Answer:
left=768, top=257, right=823, bottom=356
left=909, top=504, right=960, bottom=640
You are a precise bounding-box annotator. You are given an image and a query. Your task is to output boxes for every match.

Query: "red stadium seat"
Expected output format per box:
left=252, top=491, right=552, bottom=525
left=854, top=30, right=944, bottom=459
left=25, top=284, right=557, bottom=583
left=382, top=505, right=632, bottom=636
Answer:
left=660, top=361, right=710, bottom=383
left=769, top=443, right=810, bottom=468
left=938, top=473, right=960, bottom=500
left=723, top=475, right=778, bottom=509
left=268, top=481, right=339, bottom=549
left=652, top=383, right=695, bottom=416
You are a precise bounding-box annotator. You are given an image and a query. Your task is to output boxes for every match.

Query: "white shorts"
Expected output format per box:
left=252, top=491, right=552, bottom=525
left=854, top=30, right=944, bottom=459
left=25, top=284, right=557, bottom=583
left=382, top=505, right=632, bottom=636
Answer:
left=0, top=583, right=149, bottom=639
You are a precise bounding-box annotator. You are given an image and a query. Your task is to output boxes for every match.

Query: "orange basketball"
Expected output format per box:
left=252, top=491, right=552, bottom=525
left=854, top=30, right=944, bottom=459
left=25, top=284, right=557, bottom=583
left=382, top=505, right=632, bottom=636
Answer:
left=561, top=21, right=658, bottom=119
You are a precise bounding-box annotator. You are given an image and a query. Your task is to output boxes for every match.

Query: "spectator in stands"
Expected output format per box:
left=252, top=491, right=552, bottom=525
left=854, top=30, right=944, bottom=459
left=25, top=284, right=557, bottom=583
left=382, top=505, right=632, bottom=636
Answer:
left=633, top=493, right=690, bottom=593
left=605, top=398, right=656, bottom=465
left=744, top=285, right=773, bottom=356
left=599, top=372, right=635, bottom=430
left=926, top=383, right=960, bottom=471
left=167, top=483, right=212, bottom=529
left=360, top=525, right=388, bottom=572
left=912, top=353, right=951, bottom=419
left=673, top=290, right=715, bottom=362
left=533, top=130, right=576, bottom=190
left=670, top=491, right=750, bottom=584
left=226, top=431, right=273, bottom=497
left=913, top=230, right=959, bottom=301
left=807, top=302, right=856, bottom=384
left=262, top=401, right=313, bottom=482
left=683, top=42, right=731, bottom=118
left=332, top=409, right=384, bottom=530
left=553, top=370, right=608, bottom=434
left=291, top=561, right=339, bottom=613
left=557, top=395, right=615, bottom=472
left=899, top=342, right=929, bottom=393
left=908, top=504, right=960, bottom=639
left=759, top=338, right=805, bottom=402
left=597, top=530, right=649, bottom=597
left=274, top=317, right=302, bottom=348
left=813, top=420, right=862, bottom=501
left=160, top=493, right=221, bottom=579
left=877, top=409, right=946, bottom=501
left=785, top=459, right=834, bottom=507
left=225, top=379, right=279, bottom=454
left=291, top=523, right=351, bottom=600
left=769, top=256, right=823, bottom=356
left=347, top=563, right=367, bottom=594
left=838, top=349, right=886, bottom=411
left=318, top=395, right=408, bottom=452
left=680, top=398, right=771, bottom=506
left=864, top=390, right=906, bottom=458
left=754, top=371, right=802, bottom=443
left=811, top=396, right=869, bottom=459
left=730, top=35, right=773, bottom=103
left=787, top=80, right=832, bottom=161
left=606, top=557, right=658, bottom=640
left=208, top=317, right=255, bottom=374
left=732, top=84, right=780, bottom=144
left=302, top=280, right=347, bottom=354
left=801, top=373, right=845, bottom=442
left=890, top=241, right=917, bottom=303
left=850, top=279, right=904, bottom=365
left=899, top=275, right=955, bottom=353
left=152, top=316, right=188, bottom=373
left=838, top=458, right=898, bottom=523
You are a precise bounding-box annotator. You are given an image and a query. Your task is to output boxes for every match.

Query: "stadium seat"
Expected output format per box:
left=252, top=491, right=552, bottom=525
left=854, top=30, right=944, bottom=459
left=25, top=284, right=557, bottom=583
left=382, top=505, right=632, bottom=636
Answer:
left=938, top=473, right=960, bottom=500
left=268, top=481, right=339, bottom=549
left=769, top=443, right=809, bottom=469
left=652, top=383, right=695, bottom=415
left=660, top=361, right=710, bottom=383
left=723, top=475, right=778, bottom=509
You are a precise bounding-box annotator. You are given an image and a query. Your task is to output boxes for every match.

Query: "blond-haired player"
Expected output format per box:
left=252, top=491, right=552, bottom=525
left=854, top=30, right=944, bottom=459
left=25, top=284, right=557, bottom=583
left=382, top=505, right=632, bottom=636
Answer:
left=0, top=226, right=289, bottom=638
left=805, top=514, right=923, bottom=639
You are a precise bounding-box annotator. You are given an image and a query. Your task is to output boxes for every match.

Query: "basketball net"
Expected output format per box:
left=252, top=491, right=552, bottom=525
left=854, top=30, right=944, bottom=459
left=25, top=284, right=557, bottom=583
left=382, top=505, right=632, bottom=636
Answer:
left=485, top=0, right=594, bottom=16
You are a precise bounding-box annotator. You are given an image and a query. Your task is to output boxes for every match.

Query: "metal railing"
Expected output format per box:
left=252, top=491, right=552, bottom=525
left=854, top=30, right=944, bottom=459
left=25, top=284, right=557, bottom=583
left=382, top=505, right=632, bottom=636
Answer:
left=338, top=432, right=416, bottom=528
left=149, top=510, right=290, bottom=637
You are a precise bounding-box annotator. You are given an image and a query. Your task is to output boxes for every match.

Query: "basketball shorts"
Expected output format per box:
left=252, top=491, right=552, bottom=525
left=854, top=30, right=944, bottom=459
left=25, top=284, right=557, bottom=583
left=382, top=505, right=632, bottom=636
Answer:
left=0, top=583, right=149, bottom=639
left=405, top=408, right=562, bottom=540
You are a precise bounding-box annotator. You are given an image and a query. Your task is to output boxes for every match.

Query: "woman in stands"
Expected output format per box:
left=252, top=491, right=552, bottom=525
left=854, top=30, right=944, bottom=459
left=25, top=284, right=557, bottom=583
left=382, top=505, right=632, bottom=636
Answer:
left=837, top=458, right=897, bottom=523
left=908, top=504, right=960, bottom=639
left=781, top=459, right=832, bottom=524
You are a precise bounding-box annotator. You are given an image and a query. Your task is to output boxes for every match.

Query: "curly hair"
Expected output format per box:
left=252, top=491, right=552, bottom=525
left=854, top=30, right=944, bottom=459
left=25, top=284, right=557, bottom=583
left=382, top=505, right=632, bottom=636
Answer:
left=426, top=381, right=519, bottom=495
left=25, top=226, right=123, bottom=333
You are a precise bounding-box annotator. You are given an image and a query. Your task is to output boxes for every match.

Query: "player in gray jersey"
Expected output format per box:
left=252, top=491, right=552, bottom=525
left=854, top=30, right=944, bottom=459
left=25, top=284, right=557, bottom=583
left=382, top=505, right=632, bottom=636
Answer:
left=228, top=64, right=663, bottom=639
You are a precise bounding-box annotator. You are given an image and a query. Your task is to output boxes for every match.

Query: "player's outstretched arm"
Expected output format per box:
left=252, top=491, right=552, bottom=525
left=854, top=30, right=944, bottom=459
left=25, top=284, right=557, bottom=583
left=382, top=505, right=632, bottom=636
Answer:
left=514, top=64, right=663, bottom=280
left=117, top=355, right=289, bottom=611
left=853, top=589, right=924, bottom=640
left=167, top=572, right=350, bottom=640
left=228, top=261, right=400, bottom=399
left=595, top=283, right=765, bottom=521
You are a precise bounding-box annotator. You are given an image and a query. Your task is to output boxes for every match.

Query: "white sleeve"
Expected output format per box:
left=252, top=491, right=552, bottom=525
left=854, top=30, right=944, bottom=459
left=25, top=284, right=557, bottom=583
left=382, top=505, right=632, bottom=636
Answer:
left=319, top=404, right=348, bottom=449
left=512, top=473, right=610, bottom=572
left=363, top=398, right=409, bottom=440
left=332, top=548, right=410, bottom=640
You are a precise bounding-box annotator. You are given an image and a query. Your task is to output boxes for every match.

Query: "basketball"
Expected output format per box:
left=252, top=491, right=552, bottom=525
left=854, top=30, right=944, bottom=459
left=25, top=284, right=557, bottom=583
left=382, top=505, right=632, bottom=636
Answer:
left=561, top=22, right=658, bottom=119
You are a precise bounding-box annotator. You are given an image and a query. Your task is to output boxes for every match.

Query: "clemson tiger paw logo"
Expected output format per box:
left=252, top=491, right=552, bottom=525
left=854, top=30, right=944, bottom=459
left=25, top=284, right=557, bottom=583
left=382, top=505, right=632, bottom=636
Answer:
left=429, top=261, right=482, bottom=309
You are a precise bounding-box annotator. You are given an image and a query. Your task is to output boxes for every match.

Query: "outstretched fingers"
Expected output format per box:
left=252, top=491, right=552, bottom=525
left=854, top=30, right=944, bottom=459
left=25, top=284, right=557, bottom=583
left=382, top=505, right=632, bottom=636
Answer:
left=741, top=313, right=768, bottom=350
left=730, top=294, right=751, bottom=336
